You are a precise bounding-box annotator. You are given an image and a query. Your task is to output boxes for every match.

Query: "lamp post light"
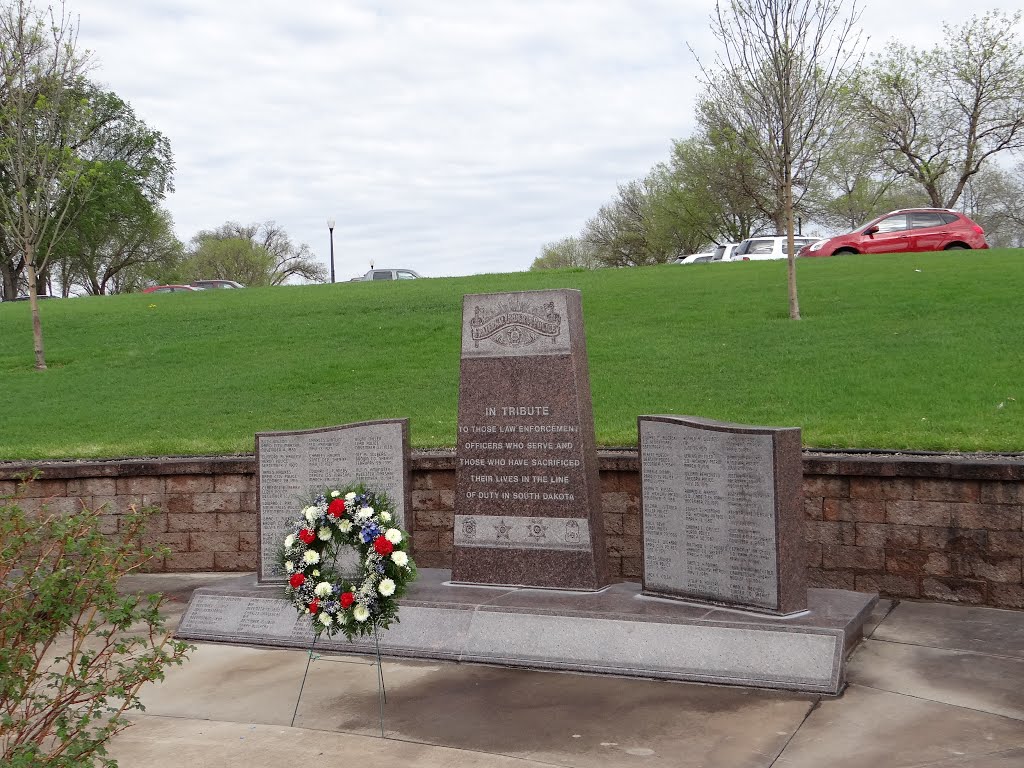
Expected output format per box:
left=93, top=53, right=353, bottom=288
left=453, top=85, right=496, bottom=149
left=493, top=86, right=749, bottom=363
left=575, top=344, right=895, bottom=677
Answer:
left=327, top=218, right=336, bottom=283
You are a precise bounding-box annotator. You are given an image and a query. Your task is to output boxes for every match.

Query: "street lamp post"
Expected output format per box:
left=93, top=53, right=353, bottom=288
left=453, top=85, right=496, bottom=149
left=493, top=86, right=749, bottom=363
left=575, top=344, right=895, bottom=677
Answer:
left=327, top=218, right=336, bottom=283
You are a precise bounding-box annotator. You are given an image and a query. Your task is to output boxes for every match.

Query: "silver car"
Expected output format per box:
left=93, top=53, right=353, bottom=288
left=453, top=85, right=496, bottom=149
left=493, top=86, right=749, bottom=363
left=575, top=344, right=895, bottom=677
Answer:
left=358, top=268, right=422, bottom=281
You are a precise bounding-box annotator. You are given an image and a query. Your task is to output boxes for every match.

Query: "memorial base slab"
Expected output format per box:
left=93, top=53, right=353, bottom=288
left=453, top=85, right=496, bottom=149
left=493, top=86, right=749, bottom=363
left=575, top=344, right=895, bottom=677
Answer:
left=175, top=569, right=877, bottom=695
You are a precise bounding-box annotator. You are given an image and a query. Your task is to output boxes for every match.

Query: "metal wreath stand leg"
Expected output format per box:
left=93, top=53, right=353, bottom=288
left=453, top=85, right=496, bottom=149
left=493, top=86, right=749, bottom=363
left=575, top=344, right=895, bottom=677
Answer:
left=373, top=621, right=387, bottom=737
left=289, top=562, right=389, bottom=737
left=290, top=631, right=320, bottom=728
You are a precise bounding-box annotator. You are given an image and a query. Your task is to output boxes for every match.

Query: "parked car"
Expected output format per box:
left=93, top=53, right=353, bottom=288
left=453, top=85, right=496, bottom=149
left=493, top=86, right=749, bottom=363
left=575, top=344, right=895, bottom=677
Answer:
left=191, top=279, right=244, bottom=289
left=674, top=251, right=716, bottom=265
left=142, top=285, right=200, bottom=294
left=799, top=209, right=989, bottom=257
left=710, top=243, right=741, bottom=262
left=734, top=236, right=818, bottom=261
left=357, top=268, right=422, bottom=281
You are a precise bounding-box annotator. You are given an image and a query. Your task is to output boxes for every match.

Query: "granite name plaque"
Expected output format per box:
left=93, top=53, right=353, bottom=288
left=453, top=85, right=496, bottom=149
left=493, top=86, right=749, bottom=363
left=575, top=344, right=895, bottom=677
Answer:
left=452, top=289, right=608, bottom=590
left=639, top=416, right=806, bottom=614
left=255, top=420, right=410, bottom=583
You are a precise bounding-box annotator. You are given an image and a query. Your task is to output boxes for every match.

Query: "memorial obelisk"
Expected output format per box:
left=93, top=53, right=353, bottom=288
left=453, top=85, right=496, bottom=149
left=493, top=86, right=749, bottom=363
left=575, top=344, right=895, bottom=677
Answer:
left=451, top=289, right=608, bottom=590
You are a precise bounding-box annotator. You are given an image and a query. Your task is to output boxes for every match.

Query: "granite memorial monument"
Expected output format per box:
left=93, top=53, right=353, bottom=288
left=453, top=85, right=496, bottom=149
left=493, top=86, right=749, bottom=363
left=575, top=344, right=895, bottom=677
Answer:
left=451, top=289, right=608, bottom=590
left=639, top=415, right=806, bottom=614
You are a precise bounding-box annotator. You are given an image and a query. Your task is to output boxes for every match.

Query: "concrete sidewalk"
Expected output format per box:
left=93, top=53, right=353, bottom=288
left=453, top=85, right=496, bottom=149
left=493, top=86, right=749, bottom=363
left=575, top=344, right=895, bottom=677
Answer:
left=110, top=574, right=1024, bottom=768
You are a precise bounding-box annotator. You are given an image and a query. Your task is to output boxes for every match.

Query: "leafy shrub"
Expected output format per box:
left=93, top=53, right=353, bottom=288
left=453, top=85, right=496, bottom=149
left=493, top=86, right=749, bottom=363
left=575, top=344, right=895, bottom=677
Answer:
left=0, top=476, right=191, bottom=767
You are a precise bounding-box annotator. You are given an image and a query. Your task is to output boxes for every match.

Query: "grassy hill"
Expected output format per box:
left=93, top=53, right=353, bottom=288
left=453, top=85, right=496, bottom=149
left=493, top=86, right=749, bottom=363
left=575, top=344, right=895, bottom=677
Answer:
left=1, top=250, right=1022, bottom=460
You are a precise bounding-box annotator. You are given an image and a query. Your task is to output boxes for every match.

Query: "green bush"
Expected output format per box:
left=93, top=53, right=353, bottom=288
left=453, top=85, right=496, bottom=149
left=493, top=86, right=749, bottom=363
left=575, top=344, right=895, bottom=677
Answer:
left=0, top=476, right=191, bottom=767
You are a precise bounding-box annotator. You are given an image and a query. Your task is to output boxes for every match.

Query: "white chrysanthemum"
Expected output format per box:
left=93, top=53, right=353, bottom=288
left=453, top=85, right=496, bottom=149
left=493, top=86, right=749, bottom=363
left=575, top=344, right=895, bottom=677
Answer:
left=356, top=507, right=374, bottom=521
left=384, top=528, right=402, bottom=544
left=303, top=505, right=319, bottom=523
left=391, top=551, right=408, bottom=567
left=378, top=579, right=396, bottom=597
left=338, top=519, right=353, bottom=533
left=319, top=613, right=333, bottom=626
left=317, top=527, right=332, bottom=541
left=379, top=511, right=391, bottom=523
left=312, top=569, right=320, bottom=576
left=330, top=490, right=341, bottom=497
left=285, top=560, right=294, bottom=572
left=353, top=604, right=370, bottom=622
left=314, top=581, right=332, bottom=598
left=303, top=550, right=320, bottom=565
left=345, top=491, right=357, bottom=501
left=284, top=534, right=295, bottom=549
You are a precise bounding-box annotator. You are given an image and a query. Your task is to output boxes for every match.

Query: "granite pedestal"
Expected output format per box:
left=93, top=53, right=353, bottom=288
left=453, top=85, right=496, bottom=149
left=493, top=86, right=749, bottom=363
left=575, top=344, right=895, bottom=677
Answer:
left=176, top=569, right=876, bottom=695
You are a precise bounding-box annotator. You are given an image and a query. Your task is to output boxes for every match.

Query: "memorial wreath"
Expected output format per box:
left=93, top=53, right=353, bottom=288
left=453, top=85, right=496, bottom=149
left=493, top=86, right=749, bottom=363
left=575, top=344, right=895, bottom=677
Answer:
left=279, top=484, right=417, bottom=640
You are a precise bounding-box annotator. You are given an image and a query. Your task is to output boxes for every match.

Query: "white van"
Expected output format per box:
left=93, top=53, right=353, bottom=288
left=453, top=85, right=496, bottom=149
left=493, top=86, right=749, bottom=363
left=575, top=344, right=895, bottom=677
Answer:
left=734, top=236, right=817, bottom=261
left=710, top=243, right=740, bottom=262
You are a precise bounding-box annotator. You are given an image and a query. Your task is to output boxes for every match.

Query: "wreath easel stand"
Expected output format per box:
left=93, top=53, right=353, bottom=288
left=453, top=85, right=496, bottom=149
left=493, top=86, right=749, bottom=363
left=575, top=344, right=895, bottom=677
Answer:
left=280, top=486, right=417, bottom=738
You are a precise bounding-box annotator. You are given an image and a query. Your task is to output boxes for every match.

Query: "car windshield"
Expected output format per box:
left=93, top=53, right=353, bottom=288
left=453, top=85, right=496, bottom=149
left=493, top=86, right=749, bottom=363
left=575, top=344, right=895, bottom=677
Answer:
left=855, top=216, right=884, bottom=232
left=746, top=239, right=775, bottom=254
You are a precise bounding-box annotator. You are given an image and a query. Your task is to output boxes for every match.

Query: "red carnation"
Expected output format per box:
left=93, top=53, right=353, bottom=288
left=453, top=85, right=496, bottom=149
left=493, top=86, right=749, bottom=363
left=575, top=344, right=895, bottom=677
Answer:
left=328, top=499, right=346, bottom=518
left=289, top=573, right=305, bottom=588
left=373, top=536, right=394, bottom=556
left=340, top=591, right=355, bottom=609
left=309, top=598, right=320, bottom=613
left=298, top=528, right=316, bottom=544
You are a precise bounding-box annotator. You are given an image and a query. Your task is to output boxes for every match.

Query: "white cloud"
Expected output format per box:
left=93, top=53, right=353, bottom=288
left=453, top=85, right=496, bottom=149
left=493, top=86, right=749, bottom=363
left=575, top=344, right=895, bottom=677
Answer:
left=67, top=0, right=1017, bottom=278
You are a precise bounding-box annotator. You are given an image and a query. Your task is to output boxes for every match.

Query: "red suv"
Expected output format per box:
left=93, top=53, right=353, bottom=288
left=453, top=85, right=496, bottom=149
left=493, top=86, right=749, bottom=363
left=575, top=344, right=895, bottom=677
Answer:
left=799, top=209, right=988, bottom=257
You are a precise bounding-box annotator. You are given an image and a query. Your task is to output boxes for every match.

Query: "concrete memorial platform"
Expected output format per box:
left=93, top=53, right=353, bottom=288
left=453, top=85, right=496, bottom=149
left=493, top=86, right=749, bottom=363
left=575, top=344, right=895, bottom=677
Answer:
left=175, top=568, right=876, bottom=695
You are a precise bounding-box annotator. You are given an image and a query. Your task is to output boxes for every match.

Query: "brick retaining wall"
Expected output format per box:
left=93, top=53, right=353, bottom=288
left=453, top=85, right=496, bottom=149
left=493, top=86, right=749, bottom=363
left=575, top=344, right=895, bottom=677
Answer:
left=2, top=451, right=1021, bottom=608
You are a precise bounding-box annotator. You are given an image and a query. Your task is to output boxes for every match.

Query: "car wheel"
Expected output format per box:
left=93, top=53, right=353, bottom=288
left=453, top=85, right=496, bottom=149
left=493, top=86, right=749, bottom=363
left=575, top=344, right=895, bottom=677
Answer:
left=833, top=248, right=857, bottom=256
left=944, top=243, right=968, bottom=250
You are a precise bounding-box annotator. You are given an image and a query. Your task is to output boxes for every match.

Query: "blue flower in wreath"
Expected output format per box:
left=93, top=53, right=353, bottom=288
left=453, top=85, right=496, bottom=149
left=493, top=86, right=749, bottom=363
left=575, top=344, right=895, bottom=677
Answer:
left=360, top=523, right=381, bottom=543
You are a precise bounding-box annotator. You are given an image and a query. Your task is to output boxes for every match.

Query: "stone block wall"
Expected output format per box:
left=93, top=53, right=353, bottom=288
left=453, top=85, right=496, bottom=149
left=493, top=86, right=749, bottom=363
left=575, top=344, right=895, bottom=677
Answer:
left=2, top=451, right=1021, bottom=608
left=802, top=455, right=1024, bottom=609
left=0, top=459, right=258, bottom=573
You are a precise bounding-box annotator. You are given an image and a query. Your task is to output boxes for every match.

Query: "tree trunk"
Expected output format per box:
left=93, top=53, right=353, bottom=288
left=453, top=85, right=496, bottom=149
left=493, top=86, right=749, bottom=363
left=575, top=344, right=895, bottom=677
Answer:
left=0, top=258, right=16, bottom=301
left=785, top=178, right=801, bottom=321
left=25, top=246, right=47, bottom=370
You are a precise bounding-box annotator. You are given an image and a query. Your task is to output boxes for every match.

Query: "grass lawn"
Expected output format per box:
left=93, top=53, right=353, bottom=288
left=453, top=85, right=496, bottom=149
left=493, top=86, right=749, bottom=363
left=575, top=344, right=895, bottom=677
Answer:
left=1, top=250, right=1021, bottom=460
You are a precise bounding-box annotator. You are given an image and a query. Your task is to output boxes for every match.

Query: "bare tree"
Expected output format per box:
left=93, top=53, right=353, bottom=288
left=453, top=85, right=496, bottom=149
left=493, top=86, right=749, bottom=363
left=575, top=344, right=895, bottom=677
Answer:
left=960, top=163, right=1024, bottom=248
left=671, top=126, right=775, bottom=245
left=808, top=117, right=928, bottom=230
left=582, top=169, right=711, bottom=267
left=0, top=0, right=93, bottom=368
left=857, top=10, right=1024, bottom=209
left=179, top=220, right=327, bottom=286
left=530, top=236, right=601, bottom=271
left=694, top=0, right=864, bottom=319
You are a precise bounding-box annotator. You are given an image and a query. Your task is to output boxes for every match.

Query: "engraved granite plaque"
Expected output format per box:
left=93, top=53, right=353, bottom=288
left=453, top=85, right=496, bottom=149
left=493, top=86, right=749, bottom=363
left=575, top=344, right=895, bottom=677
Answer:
left=452, top=289, right=608, bottom=590
left=639, top=416, right=806, bottom=614
left=255, top=420, right=410, bottom=583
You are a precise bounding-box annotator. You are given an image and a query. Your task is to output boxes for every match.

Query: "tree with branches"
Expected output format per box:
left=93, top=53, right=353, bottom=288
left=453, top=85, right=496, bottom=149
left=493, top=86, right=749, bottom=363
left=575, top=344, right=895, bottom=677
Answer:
left=171, top=220, right=327, bottom=286
left=694, top=0, right=864, bottom=319
left=856, top=10, right=1024, bottom=209
left=0, top=0, right=95, bottom=367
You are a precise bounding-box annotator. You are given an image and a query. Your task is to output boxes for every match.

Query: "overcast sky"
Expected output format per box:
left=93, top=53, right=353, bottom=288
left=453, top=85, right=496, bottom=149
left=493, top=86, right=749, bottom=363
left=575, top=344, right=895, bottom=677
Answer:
left=67, top=0, right=1011, bottom=279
